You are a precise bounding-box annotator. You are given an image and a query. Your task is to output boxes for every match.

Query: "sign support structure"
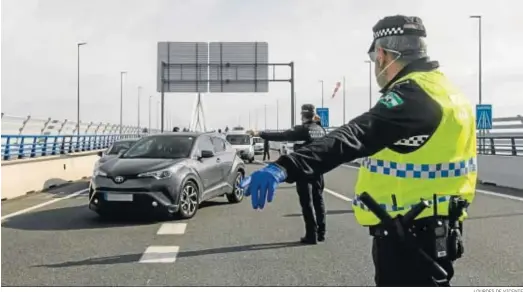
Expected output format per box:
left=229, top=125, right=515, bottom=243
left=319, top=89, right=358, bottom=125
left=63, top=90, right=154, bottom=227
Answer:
left=476, top=104, right=493, bottom=154
left=157, top=42, right=297, bottom=132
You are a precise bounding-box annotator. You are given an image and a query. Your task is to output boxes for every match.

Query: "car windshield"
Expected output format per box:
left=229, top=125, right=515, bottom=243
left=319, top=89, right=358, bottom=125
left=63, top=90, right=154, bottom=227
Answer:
left=121, top=136, right=195, bottom=159
left=253, top=137, right=263, bottom=144
left=226, top=134, right=250, bottom=145
left=106, top=140, right=136, bottom=155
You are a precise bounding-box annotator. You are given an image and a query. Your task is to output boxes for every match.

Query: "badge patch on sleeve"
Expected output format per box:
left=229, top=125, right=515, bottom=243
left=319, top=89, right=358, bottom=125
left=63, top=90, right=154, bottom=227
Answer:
left=379, top=92, right=404, bottom=108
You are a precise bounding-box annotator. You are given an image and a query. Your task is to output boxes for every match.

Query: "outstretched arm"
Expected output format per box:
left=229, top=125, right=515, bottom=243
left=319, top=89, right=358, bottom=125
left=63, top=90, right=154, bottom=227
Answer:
left=259, top=125, right=308, bottom=142
left=274, top=80, right=443, bottom=183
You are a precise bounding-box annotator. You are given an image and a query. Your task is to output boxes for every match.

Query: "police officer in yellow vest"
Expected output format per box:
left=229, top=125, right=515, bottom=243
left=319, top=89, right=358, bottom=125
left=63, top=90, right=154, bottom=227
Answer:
left=240, top=15, right=476, bottom=287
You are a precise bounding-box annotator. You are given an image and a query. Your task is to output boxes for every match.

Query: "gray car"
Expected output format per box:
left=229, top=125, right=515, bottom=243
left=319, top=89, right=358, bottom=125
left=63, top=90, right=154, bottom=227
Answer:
left=89, top=132, right=246, bottom=219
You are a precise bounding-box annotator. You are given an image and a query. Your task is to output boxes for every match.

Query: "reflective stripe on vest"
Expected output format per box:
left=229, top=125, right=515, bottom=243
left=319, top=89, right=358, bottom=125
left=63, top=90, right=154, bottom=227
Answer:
left=360, top=157, right=477, bottom=179
left=352, top=194, right=452, bottom=212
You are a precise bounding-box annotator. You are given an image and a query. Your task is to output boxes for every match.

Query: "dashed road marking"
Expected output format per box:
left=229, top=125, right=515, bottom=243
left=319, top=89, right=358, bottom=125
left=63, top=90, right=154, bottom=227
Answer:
left=156, top=223, right=187, bottom=235
left=1, top=188, right=89, bottom=222
left=139, top=246, right=180, bottom=263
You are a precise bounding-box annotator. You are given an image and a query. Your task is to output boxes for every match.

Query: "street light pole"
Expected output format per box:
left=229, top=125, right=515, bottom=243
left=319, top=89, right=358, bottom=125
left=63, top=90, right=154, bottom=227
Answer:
left=119, top=71, right=127, bottom=135
left=364, top=61, right=372, bottom=110
left=470, top=15, right=483, bottom=153
left=276, top=99, right=279, bottom=131
left=148, top=96, right=152, bottom=132
left=470, top=15, right=483, bottom=105
left=137, top=86, right=142, bottom=129
left=264, top=104, right=267, bottom=130
left=319, top=80, right=324, bottom=108
left=76, top=42, right=87, bottom=140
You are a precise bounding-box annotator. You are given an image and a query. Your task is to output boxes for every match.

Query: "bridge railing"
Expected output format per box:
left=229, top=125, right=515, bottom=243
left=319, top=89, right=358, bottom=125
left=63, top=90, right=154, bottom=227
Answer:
left=0, top=134, right=144, bottom=161
left=1, top=113, right=161, bottom=136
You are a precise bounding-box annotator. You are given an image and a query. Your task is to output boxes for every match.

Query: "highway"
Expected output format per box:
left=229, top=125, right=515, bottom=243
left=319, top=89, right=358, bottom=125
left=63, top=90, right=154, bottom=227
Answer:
left=2, top=153, right=523, bottom=286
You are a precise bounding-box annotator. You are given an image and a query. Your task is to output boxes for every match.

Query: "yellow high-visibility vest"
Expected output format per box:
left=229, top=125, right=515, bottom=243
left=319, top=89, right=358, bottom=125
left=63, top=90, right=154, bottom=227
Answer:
left=353, top=70, right=477, bottom=226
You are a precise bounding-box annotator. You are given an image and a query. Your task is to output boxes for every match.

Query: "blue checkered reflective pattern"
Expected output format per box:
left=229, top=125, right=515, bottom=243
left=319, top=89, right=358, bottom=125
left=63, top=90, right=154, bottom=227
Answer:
left=361, top=157, right=477, bottom=179
left=352, top=195, right=452, bottom=212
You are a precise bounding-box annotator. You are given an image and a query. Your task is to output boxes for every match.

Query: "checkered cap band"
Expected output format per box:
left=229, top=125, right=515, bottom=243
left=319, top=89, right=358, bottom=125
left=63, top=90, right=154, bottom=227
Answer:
left=373, top=27, right=405, bottom=39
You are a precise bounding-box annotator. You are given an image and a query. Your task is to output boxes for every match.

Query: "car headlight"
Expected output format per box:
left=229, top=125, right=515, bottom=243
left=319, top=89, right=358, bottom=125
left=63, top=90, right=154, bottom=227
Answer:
left=137, top=165, right=182, bottom=180
left=93, top=169, right=107, bottom=177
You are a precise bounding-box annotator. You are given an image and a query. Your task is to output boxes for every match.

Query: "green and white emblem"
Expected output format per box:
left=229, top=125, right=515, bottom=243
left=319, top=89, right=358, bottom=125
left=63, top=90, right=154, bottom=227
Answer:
left=379, top=91, right=404, bottom=108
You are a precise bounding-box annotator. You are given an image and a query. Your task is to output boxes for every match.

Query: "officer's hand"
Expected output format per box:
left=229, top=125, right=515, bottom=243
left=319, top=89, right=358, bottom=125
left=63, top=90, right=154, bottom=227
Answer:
left=240, top=163, right=287, bottom=210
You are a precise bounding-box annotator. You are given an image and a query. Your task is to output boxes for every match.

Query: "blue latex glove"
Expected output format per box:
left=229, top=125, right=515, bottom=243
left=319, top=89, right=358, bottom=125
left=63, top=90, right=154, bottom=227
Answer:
left=240, top=163, right=287, bottom=210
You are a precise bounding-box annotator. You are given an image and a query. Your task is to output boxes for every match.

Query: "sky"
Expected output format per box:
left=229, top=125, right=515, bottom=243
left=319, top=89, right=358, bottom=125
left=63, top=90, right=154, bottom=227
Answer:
left=1, top=0, right=523, bottom=131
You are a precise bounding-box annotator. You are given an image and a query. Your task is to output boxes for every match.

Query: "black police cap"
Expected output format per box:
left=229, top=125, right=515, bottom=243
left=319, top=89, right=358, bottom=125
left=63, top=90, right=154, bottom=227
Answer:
left=368, top=15, right=427, bottom=53
left=301, top=104, right=315, bottom=114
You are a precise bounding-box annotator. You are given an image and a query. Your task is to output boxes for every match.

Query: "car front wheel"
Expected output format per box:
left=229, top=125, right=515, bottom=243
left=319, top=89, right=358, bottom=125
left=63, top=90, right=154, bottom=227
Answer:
left=226, top=171, right=244, bottom=203
left=178, top=181, right=199, bottom=219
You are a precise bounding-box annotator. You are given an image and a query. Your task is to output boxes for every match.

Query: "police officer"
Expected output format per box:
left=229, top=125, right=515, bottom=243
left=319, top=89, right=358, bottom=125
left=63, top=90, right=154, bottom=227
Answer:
left=241, top=15, right=476, bottom=286
left=256, top=104, right=327, bottom=244
left=262, top=138, right=270, bottom=161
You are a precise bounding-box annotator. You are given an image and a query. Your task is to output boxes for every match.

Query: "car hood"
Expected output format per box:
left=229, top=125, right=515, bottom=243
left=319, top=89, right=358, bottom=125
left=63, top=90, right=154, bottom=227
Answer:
left=98, top=154, right=118, bottom=164
left=99, top=157, right=187, bottom=176
left=231, top=145, right=251, bottom=151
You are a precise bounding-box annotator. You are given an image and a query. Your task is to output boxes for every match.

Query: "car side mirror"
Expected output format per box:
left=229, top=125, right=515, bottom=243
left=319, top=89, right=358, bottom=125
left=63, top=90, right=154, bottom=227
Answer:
left=97, top=151, right=104, bottom=157
left=200, top=150, right=214, bottom=158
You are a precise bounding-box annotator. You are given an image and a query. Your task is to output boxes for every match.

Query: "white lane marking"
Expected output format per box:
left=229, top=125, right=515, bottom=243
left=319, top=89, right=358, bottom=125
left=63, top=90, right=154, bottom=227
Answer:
left=1, top=188, right=89, bottom=222
left=156, top=223, right=187, bottom=235
left=254, top=160, right=353, bottom=202
left=342, top=164, right=523, bottom=202
left=476, top=189, right=523, bottom=202
left=139, top=246, right=180, bottom=263
left=324, top=188, right=352, bottom=202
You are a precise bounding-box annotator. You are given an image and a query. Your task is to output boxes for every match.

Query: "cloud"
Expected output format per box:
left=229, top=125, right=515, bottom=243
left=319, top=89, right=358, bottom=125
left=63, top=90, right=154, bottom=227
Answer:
left=2, top=0, right=522, bottom=131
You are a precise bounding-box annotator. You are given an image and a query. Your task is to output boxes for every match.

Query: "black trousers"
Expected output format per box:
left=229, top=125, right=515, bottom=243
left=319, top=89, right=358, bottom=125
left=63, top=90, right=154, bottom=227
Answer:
left=296, top=175, right=326, bottom=235
left=371, top=221, right=456, bottom=287
left=262, top=148, right=270, bottom=160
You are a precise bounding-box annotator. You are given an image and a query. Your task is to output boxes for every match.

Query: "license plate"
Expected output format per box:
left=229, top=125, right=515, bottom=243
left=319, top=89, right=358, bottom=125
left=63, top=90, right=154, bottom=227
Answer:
left=105, top=193, right=133, bottom=202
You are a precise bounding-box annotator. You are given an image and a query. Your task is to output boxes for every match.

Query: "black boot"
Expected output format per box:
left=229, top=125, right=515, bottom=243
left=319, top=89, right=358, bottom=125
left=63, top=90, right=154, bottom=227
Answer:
left=300, top=233, right=318, bottom=245
left=317, top=224, right=326, bottom=242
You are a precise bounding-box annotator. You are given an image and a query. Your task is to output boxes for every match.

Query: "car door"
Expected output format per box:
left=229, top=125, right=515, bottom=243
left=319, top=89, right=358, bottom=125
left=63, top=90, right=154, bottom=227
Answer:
left=194, top=135, right=222, bottom=190
left=211, top=136, right=228, bottom=181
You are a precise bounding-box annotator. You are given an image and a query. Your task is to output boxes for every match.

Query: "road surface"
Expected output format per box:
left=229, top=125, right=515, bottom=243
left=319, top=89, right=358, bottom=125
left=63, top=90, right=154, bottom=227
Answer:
left=2, top=154, right=523, bottom=286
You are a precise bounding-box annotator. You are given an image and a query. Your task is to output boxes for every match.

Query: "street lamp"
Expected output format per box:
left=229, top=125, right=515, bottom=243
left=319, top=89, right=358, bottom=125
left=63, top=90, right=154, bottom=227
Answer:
left=148, top=96, right=152, bottom=132
left=364, top=60, right=372, bottom=110
left=470, top=15, right=483, bottom=105
left=319, top=80, right=324, bottom=108
left=119, top=71, right=127, bottom=135
left=137, top=86, right=142, bottom=129
left=264, top=104, right=267, bottom=130
left=76, top=42, right=87, bottom=140
left=276, top=99, right=279, bottom=131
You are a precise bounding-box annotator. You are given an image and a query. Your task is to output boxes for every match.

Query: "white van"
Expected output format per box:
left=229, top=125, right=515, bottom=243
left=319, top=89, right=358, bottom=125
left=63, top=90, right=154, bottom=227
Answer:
left=252, top=137, right=264, bottom=154
left=226, top=133, right=255, bottom=163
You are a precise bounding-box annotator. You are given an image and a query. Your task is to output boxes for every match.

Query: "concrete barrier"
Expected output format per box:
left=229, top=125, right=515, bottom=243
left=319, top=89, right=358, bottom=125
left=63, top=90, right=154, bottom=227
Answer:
left=477, top=155, right=523, bottom=190
left=1, top=151, right=99, bottom=200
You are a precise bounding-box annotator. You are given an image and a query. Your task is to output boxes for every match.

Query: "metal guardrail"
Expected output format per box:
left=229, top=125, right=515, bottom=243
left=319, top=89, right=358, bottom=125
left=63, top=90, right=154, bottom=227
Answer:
left=1, top=113, right=161, bottom=136
left=264, top=115, right=523, bottom=157
left=1, top=134, right=142, bottom=161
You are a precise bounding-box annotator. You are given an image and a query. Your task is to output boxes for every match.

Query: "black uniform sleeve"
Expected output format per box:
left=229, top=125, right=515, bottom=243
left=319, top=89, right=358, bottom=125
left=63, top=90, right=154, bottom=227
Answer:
left=274, top=80, right=443, bottom=183
left=259, top=125, right=309, bottom=142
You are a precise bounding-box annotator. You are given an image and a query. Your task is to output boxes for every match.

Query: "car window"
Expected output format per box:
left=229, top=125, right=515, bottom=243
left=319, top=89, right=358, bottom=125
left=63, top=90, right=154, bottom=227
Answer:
left=197, top=136, right=214, bottom=153
left=226, top=134, right=250, bottom=145
left=253, top=137, right=263, bottom=144
left=211, top=137, right=226, bottom=153
left=122, top=136, right=195, bottom=159
left=106, top=141, right=136, bottom=155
